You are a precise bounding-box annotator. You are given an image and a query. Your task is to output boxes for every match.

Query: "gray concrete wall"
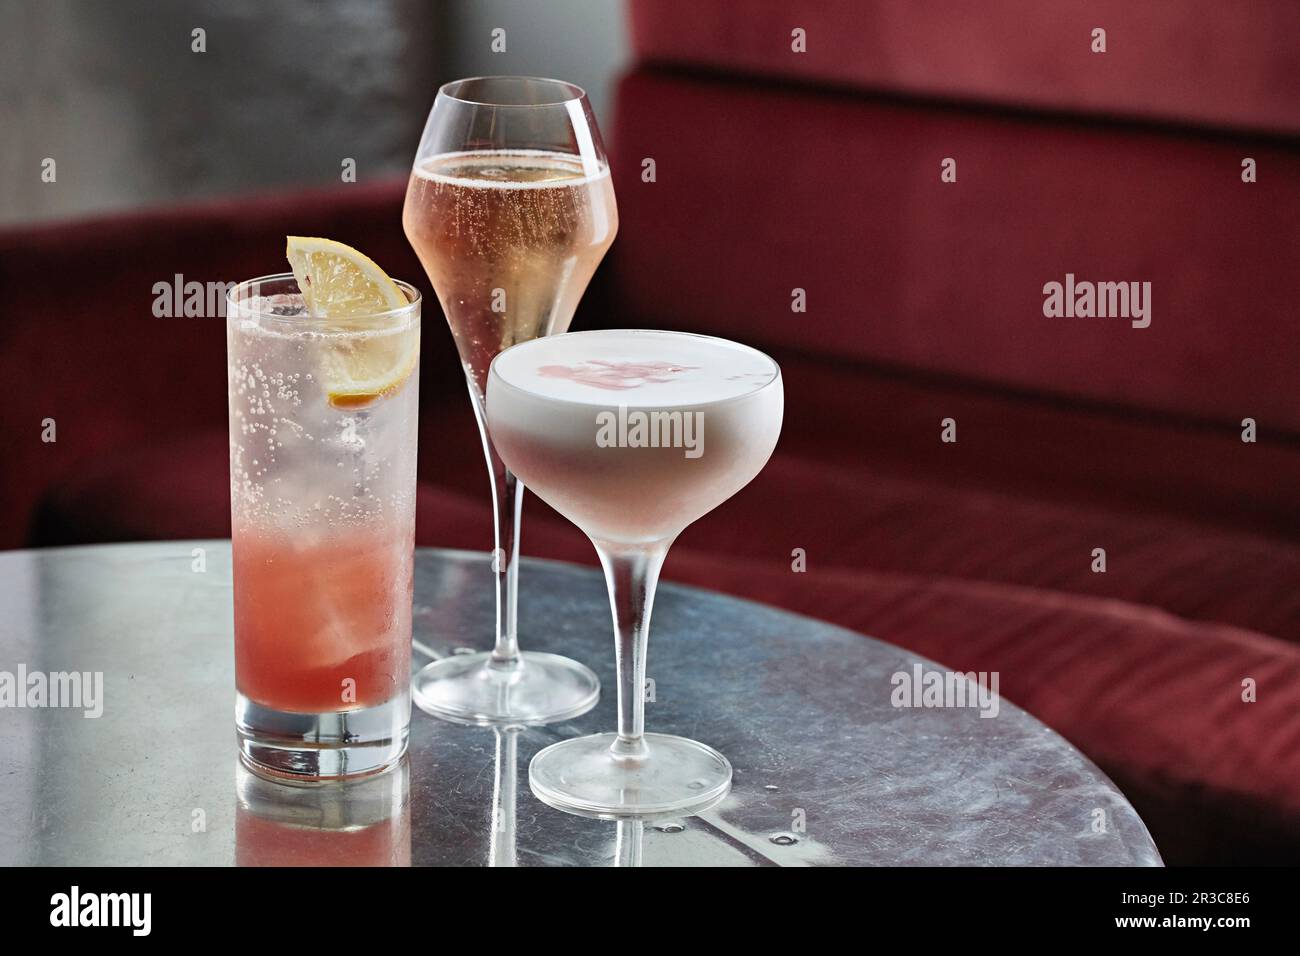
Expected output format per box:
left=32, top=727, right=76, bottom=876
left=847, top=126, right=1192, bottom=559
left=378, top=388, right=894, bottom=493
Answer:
left=439, top=0, right=628, bottom=121
left=0, top=0, right=628, bottom=225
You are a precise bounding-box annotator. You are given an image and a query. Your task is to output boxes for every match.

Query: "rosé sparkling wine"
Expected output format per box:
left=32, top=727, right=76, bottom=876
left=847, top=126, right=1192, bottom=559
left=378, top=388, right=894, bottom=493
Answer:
left=227, top=276, right=419, bottom=781
left=402, top=150, right=617, bottom=397
left=487, top=330, right=783, bottom=544
left=400, top=79, right=616, bottom=728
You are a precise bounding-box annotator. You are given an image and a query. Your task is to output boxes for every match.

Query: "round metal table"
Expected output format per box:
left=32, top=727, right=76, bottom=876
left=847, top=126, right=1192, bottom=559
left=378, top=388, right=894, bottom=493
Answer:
left=0, top=542, right=1160, bottom=866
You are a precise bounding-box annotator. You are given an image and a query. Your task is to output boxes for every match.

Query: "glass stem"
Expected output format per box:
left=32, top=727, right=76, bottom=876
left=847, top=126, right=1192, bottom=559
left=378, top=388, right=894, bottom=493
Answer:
left=472, top=375, right=523, bottom=668
left=489, top=726, right=518, bottom=867
left=615, top=818, right=645, bottom=867
left=487, top=448, right=523, bottom=666
left=595, top=541, right=671, bottom=760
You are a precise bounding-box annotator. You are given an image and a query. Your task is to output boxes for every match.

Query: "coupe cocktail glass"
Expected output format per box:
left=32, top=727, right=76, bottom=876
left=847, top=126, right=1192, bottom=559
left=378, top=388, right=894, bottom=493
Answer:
left=402, top=76, right=617, bottom=723
left=486, top=330, right=784, bottom=816
left=227, top=274, right=420, bottom=780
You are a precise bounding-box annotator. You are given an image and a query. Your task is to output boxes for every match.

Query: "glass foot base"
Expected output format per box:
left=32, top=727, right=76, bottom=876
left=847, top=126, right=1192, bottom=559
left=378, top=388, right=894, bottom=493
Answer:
left=411, top=651, right=599, bottom=726
left=236, top=692, right=409, bottom=784
left=529, top=732, right=732, bottom=819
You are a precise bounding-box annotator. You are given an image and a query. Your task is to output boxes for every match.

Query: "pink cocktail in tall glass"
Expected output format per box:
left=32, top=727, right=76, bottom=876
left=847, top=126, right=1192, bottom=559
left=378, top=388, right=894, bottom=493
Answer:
left=227, top=272, right=420, bottom=781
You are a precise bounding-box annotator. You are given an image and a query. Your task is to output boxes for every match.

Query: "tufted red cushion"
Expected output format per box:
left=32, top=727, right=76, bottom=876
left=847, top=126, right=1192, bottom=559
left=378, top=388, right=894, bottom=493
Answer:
left=629, top=0, right=1300, bottom=136
left=657, top=552, right=1300, bottom=866
left=607, top=69, right=1300, bottom=433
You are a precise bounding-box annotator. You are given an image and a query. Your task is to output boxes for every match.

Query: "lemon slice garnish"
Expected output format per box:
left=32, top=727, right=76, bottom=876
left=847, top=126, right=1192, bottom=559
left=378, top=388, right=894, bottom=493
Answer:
left=286, top=236, right=407, bottom=317
left=285, top=236, right=418, bottom=408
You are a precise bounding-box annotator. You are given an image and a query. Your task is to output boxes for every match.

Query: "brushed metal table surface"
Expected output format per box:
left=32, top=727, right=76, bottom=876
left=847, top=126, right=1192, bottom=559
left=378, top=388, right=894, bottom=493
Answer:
left=0, top=541, right=1160, bottom=866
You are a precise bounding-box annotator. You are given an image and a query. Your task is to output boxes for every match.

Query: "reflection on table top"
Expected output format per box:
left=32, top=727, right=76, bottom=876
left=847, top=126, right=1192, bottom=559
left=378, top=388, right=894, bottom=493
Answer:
left=0, top=542, right=1160, bottom=866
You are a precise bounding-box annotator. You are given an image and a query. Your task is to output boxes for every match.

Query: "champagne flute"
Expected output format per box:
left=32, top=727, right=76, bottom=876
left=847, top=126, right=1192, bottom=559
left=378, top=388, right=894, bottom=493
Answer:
left=402, top=76, right=617, bottom=723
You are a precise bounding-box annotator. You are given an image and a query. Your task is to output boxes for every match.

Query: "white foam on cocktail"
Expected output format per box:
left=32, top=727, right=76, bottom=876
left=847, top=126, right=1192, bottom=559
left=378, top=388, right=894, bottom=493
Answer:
left=492, top=330, right=777, bottom=408
left=412, top=149, right=610, bottom=190
left=487, top=330, right=783, bottom=544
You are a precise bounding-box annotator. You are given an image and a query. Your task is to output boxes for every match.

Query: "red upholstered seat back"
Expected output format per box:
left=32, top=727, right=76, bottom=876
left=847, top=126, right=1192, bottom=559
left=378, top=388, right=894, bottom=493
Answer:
left=608, top=2, right=1300, bottom=433
left=628, top=0, right=1300, bottom=136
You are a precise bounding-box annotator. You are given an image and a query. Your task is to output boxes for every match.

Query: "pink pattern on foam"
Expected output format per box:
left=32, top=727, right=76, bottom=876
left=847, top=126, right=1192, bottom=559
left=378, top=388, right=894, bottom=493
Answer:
left=537, top=359, right=697, bottom=391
